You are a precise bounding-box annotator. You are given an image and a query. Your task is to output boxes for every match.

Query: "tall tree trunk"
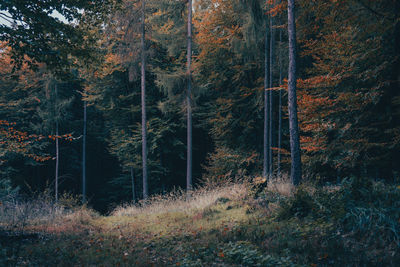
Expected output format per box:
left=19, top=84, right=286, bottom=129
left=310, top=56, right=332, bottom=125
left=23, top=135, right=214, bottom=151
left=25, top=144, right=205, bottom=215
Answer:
left=130, top=166, right=136, bottom=202
left=277, top=25, right=282, bottom=177
left=263, top=16, right=270, bottom=179
left=269, top=7, right=274, bottom=178
left=141, top=0, right=148, bottom=199
left=55, top=83, right=59, bottom=202
left=287, top=0, right=302, bottom=185
left=82, top=100, right=87, bottom=203
left=186, top=0, right=193, bottom=192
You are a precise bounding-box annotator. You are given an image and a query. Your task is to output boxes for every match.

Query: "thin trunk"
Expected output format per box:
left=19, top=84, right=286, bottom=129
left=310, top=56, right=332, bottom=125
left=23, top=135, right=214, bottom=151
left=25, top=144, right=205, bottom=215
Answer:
left=186, top=0, right=193, bottom=193
left=131, top=166, right=136, bottom=202
left=287, top=0, right=302, bottom=185
left=263, top=16, right=270, bottom=179
left=269, top=9, right=274, bottom=178
left=55, top=83, right=59, bottom=202
left=277, top=26, right=282, bottom=177
left=82, top=100, right=87, bottom=203
left=141, top=0, right=148, bottom=199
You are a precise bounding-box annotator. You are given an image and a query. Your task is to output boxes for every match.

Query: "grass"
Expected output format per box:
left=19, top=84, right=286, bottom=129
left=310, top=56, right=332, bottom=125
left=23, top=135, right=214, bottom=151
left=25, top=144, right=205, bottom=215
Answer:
left=0, top=177, right=399, bottom=266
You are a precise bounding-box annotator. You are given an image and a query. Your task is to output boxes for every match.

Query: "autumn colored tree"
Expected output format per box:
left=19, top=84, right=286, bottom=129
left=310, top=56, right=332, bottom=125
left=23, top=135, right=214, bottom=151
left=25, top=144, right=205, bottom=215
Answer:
left=296, top=0, right=400, bottom=180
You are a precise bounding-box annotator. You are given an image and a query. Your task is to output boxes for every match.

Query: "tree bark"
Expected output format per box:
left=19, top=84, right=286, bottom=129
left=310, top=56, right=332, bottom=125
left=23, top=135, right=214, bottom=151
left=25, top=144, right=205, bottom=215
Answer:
left=277, top=25, right=282, bottom=177
left=131, top=166, right=136, bottom=202
left=186, top=0, right=193, bottom=193
left=141, top=0, right=148, bottom=199
left=82, top=100, right=87, bottom=203
left=269, top=8, right=274, bottom=178
left=55, top=83, right=59, bottom=202
left=263, top=16, right=270, bottom=179
left=287, top=0, right=302, bottom=185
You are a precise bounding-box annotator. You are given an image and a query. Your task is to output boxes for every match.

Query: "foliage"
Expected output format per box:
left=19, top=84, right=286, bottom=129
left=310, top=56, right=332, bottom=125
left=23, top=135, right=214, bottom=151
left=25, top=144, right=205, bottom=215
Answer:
left=0, top=0, right=117, bottom=72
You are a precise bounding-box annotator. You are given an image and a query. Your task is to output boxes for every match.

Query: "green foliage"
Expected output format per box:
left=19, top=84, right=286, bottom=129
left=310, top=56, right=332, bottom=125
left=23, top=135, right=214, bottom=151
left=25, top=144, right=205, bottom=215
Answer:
left=202, top=146, right=259, bottom=186
left=278, top=187, right=315, bottom=219
left=0, top=0, right=116, bottom=72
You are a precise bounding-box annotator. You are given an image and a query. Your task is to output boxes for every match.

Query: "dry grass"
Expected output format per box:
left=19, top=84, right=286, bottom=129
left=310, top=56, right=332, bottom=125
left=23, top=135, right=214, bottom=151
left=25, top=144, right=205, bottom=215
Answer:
left=112, top=183, right=248, bottom=217
left=266, top=173, right=294, bottom=197
left=0, top=195, right=97, bottom=234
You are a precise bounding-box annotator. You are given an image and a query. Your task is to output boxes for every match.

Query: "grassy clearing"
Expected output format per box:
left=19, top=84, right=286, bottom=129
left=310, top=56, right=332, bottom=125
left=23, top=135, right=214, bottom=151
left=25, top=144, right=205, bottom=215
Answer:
left=1, top=178, right=399, bottom=266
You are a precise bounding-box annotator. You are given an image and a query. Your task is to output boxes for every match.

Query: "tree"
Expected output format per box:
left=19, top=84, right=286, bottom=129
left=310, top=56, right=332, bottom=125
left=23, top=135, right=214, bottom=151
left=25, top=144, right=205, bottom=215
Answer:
left=82, top=97, right=87, bottom=203
left=141, top=0, right=148, bottom=199
left=269, top=0, right=275, bottom=178
left=263, top=3, right=270, bottom=179
left=287, top=0, right=302, bottom=185
left=0, top=0, right=115, bottom=72
left=186, top=0, right=193, bottom=192
left=295, top=0, right=400, bottom=180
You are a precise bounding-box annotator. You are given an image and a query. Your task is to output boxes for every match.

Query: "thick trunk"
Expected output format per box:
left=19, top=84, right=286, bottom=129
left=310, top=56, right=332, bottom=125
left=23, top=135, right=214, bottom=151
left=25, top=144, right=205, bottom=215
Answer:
left=141, top=0, right=148, bottom=199
left=269, top=10, right=274, bottom=178
left=277, top=26, right=282, bottom=177
left=186, top=0, right=193, bottom=192
left=263, top=17, right=270, bottom=179
left=55, top=83, right=59, bottom=202
left=287, top=0, right=302, bottom=185
left=82, top=100, right=87, bottom=203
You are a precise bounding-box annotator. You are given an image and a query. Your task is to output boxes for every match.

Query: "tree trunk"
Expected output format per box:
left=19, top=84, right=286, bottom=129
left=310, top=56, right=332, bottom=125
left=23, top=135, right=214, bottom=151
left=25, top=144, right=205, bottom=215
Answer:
left=82, top=100, right=87, bottom=203
left=141, top=0, right=148, bottom=199
left=287, top=0, right=302, bottom=185
left=263, top=16, right=270, bottom=179
left=186, top=0, right=193, bottom=193
left=277, top=25, right=282, bottom=177
left=131, top=166, right=136, bottom=202
left=55, top=83, right=59, bottom=202
left=269, top=8, right=274, bottom=178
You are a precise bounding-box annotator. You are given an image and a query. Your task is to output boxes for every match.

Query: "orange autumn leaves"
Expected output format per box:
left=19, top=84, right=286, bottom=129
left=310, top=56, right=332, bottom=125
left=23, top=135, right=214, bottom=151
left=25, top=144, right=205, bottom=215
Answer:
left=0, top=120, right=75, bottom=163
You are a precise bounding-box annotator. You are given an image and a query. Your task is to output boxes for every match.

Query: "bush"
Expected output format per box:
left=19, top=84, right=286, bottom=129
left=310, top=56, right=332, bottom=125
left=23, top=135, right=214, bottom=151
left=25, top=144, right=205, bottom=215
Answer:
left=273, top=177, right=400, bottom=265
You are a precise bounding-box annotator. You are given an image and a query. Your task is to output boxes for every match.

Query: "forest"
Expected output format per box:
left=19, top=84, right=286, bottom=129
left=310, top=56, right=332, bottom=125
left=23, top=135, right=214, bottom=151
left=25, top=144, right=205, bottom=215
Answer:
left=1, top=0, right=400, bottom=266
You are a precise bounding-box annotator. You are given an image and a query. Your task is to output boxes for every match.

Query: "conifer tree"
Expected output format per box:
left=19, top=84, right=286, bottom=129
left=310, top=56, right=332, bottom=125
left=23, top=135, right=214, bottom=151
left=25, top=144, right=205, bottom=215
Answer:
left=82, top=99, right=87, bottom=203
left=287, top=0, right=302, bottom=185
left=141, top=0, right=148, bottom=199
left=187, top=0, right=193, bottom=192
left=263, top=6, right=270, bottom=179
left=269, top=1, right=275, bottom=178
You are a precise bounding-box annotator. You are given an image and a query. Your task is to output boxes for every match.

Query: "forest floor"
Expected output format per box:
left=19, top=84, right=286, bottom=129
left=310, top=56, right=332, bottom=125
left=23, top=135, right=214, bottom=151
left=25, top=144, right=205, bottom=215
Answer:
left=1, top=178, right=399, bottom=266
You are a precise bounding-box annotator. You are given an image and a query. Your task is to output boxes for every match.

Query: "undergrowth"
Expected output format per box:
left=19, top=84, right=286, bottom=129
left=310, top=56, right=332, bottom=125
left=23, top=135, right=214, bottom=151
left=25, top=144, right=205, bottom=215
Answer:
left=0, top=178, right=399, bottom=266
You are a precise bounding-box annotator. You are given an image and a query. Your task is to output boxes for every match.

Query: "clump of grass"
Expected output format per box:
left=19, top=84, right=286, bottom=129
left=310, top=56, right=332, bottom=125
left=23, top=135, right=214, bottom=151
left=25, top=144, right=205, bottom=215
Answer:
left=111, top=183, right=248, bottom=217
left=0, top=189, right=97, bottom=233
